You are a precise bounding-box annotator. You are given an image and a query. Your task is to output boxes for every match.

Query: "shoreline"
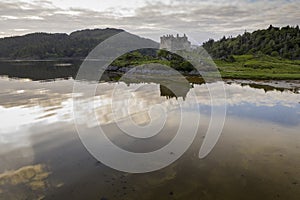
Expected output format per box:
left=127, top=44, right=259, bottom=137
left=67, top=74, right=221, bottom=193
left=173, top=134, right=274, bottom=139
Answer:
left=0, top=59, right=300, bottom=81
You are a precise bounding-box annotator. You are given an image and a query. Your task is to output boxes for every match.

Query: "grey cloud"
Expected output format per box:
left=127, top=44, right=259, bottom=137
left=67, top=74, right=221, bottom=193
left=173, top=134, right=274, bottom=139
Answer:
left=0, top=0, right=299, bottom=43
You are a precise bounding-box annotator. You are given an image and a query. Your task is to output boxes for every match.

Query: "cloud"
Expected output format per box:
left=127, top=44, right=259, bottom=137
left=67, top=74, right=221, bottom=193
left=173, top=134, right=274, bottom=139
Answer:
left=0, top=0, right=299, bottom=43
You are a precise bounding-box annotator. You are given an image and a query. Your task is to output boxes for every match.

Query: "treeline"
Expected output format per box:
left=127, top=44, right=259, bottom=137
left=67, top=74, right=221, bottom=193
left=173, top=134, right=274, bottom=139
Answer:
left=203, top=25, right=300, bottom=60
left=0, top=28, right=123, bottom=59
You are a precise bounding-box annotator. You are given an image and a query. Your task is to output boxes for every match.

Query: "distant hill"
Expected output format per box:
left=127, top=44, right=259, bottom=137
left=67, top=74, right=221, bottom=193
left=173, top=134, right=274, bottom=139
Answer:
left=0, top=28, right=158, bottom=59
left=2, top=25, right=299, bottom=61
left=203, top=25, right=300, bottom=60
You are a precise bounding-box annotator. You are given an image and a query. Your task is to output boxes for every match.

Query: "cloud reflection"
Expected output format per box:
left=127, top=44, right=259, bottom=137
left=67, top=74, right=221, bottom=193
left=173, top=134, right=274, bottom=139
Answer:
left=0, top=77, right=299, bottom=148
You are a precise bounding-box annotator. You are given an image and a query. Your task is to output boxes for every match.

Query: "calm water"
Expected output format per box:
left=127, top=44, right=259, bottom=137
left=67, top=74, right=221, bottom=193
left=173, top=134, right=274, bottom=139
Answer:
left=0, top=62, right=300, bottom=199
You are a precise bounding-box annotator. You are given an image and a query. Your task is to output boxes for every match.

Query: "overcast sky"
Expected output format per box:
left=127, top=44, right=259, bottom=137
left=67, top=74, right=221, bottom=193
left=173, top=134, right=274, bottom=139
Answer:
left=0, top=0, right=299, bottom=43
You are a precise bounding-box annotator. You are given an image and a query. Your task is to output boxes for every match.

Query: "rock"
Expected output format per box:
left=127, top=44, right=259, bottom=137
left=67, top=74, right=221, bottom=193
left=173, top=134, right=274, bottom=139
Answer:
left=292, top=181, right=298, bottom=185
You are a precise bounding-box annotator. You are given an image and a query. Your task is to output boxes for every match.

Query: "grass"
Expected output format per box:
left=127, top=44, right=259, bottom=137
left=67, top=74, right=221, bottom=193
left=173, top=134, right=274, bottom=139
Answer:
left=112, top=52, right=300, bottom=80
left=112, top=58, right=171, bottom=68
left=214, top=55, right=300, bottom=80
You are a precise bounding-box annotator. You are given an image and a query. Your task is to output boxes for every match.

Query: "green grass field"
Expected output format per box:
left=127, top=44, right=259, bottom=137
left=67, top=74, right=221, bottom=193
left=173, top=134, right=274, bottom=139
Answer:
left=112, top=52, right=300, bottom=80
left=214, top=55, right=300, bottom=80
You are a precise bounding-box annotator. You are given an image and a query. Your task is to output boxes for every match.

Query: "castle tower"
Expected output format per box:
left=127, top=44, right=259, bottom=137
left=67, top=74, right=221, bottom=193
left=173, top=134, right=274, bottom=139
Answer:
left=160, top=34, right=191, bottom=52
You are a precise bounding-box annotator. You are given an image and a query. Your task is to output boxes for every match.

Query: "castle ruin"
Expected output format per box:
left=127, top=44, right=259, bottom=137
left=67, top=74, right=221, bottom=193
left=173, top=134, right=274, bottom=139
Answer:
left=160, top=34, right=191, bottom=51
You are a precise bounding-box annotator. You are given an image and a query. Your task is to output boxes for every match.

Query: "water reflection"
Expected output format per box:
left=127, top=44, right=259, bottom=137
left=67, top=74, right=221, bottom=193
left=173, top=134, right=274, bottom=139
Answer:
left=0, top=60, right=299, bottom=95
left=0, top=60, right=80, bottom=81
left=0, top=61, right=299, bottom=199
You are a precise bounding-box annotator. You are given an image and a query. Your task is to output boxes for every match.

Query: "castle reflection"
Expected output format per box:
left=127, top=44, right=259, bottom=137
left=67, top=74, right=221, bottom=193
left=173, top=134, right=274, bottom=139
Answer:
left=0, top=60, right=298, bottom=97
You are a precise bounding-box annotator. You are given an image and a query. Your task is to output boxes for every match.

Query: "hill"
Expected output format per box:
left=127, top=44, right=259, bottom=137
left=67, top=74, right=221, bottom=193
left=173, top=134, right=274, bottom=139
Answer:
left=0, top=26, right=299, bottom=79
left=203, top=25, right=300, bottom=60
left=0, top=28, right=158, bottom=59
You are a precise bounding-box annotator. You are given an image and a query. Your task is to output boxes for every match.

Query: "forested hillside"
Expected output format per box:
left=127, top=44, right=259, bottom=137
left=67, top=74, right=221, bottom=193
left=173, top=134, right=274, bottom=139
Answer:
left=0, top=28, right=124, bottom=59
left=203, top=25, right=300, bottom=60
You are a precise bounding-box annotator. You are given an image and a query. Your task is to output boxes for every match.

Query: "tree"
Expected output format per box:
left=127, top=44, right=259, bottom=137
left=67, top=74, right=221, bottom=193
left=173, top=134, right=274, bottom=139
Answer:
left=202, top=25, right=300, bottom=60
left=271, top=51, right=279, bottom=57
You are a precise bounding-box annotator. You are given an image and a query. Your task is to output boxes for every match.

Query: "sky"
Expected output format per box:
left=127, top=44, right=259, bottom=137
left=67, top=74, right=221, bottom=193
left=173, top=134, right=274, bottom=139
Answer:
left=0, top=0, right=300, bottom=43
